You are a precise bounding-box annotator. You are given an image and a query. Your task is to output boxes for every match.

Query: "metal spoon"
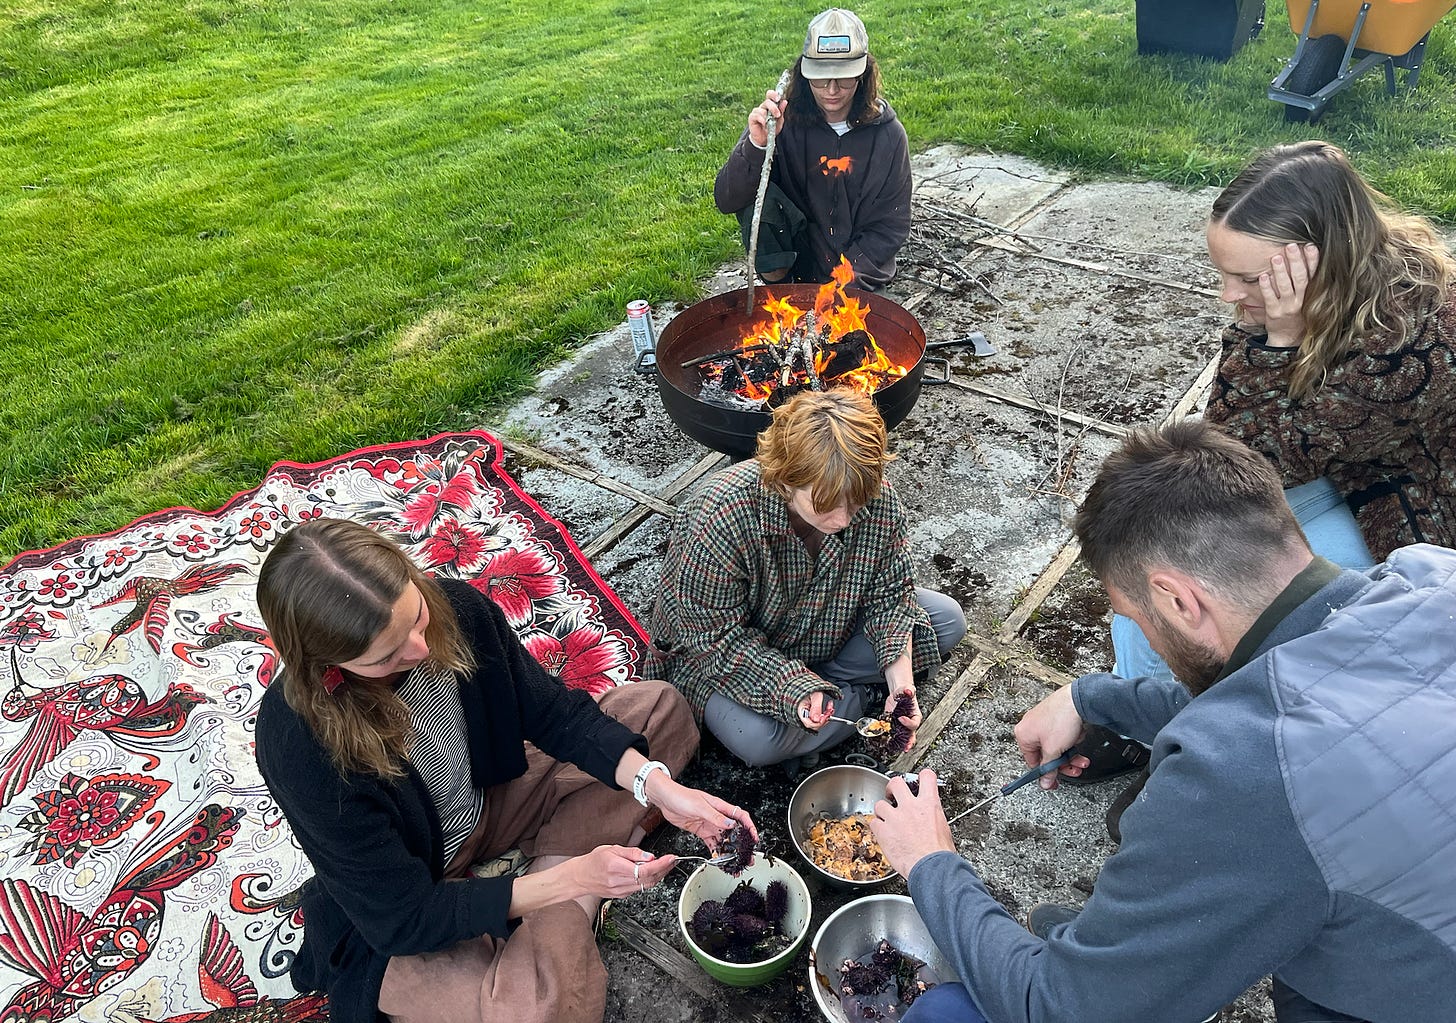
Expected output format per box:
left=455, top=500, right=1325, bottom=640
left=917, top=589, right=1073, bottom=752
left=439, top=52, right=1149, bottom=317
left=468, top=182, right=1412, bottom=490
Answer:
left=827, top=715, right=892, bottom=737
left=672, top=852, right=739, bottom=870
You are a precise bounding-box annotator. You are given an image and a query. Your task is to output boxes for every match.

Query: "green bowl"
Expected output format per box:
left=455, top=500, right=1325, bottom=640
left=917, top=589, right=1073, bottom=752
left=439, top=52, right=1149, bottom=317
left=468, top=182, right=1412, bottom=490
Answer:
left=678, top=852, right=813, bottom=987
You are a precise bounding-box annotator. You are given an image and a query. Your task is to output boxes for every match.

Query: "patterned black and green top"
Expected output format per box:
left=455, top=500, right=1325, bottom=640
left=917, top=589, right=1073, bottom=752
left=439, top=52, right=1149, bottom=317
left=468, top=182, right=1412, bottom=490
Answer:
left=646, top=460, right=939, bottom=724
left=1205, top=291, right=1456, bottom=560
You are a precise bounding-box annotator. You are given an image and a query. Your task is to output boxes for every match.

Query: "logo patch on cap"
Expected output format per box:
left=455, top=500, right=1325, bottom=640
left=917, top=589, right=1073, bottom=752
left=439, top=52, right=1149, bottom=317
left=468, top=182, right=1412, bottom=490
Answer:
left=816, top=33, right=852, bottom=55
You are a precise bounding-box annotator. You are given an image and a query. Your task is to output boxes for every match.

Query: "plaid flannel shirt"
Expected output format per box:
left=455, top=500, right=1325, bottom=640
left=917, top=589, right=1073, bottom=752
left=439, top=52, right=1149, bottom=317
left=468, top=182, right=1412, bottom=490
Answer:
left=646, top=460, right=939, bottom=724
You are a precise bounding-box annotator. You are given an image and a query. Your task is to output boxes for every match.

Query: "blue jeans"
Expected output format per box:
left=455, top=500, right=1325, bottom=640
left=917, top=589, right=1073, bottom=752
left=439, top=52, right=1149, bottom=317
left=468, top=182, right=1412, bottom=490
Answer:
left=1111, top=477, right=1375, bottom=681
left=901, top=983, right=990, bottom=1023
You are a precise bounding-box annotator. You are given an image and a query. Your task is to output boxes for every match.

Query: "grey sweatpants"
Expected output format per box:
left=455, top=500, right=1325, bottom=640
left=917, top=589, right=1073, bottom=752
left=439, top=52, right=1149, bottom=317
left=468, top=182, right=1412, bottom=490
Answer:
left=703, top=588, right=967, bottom=767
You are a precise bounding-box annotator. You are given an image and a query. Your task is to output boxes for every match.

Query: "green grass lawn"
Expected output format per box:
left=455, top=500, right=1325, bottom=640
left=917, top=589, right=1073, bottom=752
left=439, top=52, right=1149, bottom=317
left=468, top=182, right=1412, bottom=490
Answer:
left=3, top=0, right=1453, bottom=559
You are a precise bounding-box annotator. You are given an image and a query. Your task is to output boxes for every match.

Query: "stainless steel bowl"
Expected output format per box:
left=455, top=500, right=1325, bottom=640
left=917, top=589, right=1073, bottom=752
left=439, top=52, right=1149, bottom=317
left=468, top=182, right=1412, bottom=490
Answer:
left=808, top=894, right=960, bottom=1023
left=787, top=764, right=894, bottom=887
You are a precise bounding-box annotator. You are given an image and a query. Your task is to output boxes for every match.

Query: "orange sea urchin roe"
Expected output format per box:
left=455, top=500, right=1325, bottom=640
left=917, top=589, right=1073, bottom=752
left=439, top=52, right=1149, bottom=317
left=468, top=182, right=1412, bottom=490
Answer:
left=806, top=813, right=891, bottom=880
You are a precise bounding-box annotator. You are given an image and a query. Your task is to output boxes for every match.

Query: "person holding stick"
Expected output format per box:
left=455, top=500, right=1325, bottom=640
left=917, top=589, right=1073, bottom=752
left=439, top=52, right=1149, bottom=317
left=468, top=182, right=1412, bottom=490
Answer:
left=715, top=8, right=912, bottom=291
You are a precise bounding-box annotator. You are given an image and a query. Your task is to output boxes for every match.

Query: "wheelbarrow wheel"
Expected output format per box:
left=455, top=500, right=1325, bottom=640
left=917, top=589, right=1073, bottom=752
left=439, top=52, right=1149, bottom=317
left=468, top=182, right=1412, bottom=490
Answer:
left=1283, top=34, right=1345, bottom=122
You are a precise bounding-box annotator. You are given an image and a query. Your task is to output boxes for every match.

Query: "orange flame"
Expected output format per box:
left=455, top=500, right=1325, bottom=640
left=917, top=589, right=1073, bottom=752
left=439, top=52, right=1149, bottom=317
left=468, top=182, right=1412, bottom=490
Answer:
left=820, top=155, right=853, bottom=177
left=713, top=256, right=907, bottom=404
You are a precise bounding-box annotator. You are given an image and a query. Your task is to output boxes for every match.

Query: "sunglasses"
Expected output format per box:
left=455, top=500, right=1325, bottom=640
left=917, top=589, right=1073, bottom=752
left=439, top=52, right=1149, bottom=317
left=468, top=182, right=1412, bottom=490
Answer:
left=807, top=77, right=859, bottom=92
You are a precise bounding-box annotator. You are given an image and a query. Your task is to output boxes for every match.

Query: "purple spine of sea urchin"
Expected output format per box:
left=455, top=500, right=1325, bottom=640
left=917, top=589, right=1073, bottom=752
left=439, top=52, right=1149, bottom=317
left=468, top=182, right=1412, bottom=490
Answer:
left=727, top=913, right=770, bottom=950
left=839, top=958, right=890, bottom=996
left=689, top=900, right=735, bottom=957
left=869, top=692, right=916, bottom=758
left=724, top=880, right=767, bottom=918
left=764, top=880, right=788, bottom=927
left=713, top=822, right=757, bottom=876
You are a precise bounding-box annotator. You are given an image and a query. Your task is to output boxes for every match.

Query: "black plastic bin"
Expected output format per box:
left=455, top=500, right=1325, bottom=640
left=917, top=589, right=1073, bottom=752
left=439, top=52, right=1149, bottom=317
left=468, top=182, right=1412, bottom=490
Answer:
left=1136, top=0, right=1266, bottom=61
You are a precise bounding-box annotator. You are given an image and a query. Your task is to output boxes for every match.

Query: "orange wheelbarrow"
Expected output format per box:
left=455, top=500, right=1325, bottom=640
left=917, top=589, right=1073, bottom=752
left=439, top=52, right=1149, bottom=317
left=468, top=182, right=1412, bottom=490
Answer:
left=1269, top=0, right=1456, bottom=120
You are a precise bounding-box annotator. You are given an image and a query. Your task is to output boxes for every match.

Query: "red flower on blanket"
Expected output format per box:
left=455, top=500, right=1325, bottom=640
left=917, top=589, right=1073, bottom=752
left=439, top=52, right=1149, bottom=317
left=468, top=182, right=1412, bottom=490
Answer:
left=395, top=459, right=481, bottom=536
left=236, top=509, right=279, bottom=540
left=470, top=544, right=565, bottom=626
left=421, top=520, right=494, bottom=571
left=36, top=571, right=80, bottom=602
left=101, top=544, right=140, bottom=569
left=0, top=610, right=56, bottom=652
left=19, top=772, right=170, bottom=867
left=521, top=624, right=631, bottom=695
left=53, top=784, right=119, bottom=844
left=177, top=531, right=213, bottom=553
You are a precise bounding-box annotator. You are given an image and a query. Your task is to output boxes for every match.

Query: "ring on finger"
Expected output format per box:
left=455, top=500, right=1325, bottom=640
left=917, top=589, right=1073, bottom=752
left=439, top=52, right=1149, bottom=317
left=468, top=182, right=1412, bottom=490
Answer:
left=633, top=862, right=641, bottom=883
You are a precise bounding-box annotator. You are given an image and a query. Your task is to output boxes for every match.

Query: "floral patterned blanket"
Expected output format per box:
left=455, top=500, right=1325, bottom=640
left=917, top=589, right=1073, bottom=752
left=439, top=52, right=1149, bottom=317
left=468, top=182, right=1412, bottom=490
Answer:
left=0, top=432, right=646, bottom=1023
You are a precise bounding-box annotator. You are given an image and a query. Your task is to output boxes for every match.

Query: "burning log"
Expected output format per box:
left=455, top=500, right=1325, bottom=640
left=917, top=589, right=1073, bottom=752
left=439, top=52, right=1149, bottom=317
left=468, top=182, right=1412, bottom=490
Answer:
left=817, top=330, right=873, bottom=379
left=693, top=258, right=909, bottom=412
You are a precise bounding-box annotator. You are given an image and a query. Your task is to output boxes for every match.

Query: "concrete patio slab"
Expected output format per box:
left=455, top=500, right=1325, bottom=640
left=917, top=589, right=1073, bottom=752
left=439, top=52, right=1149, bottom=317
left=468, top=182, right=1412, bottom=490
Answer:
left=489, top=146, right=1278, bottom=1023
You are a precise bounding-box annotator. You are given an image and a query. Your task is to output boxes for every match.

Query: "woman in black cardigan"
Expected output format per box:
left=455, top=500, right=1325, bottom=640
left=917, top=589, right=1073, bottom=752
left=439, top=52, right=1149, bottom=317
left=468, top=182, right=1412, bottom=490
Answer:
left=254, top=518, right=752, bottom=1023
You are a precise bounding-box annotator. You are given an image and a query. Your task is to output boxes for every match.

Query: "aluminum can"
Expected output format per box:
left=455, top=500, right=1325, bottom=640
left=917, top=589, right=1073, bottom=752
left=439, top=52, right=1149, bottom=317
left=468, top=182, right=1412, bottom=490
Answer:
left=627, top=299, right=656, bottom=371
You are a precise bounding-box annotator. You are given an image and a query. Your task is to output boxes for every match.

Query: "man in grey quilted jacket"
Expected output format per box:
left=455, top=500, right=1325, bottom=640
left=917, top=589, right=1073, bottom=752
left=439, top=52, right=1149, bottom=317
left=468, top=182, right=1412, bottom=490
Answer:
left=872, top=419, right=1456, bottom=1023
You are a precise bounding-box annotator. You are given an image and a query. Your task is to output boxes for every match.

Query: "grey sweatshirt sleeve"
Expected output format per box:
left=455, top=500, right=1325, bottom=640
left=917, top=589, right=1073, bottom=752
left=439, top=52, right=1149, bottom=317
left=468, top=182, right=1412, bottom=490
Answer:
left=907, top=708, right=1328, bottom=1023
left=1070, top=671, right=1190, bottom=744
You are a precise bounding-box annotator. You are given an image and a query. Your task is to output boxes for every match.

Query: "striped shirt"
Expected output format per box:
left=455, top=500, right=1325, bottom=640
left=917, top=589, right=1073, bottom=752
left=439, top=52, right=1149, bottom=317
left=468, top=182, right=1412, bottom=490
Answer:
left=646, top=460, right=939, bottom=723
left=398, top=662, right=484, bottom=865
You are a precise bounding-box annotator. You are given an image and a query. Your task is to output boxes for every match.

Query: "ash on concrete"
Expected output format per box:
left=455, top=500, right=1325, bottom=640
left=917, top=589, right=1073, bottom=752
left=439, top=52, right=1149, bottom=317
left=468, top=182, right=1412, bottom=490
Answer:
left=496, top=149, right=1276, bottom=1022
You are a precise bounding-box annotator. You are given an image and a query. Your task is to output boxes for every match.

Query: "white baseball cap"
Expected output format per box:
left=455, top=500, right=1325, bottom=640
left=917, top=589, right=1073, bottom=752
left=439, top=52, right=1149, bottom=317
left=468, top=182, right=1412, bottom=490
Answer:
left=801, top=8, right=869, bottom=80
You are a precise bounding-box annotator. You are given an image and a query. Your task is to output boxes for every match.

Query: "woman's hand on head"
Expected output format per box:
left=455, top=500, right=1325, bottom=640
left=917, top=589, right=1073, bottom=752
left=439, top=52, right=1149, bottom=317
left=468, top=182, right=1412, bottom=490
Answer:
left=1259, top=242, right=1319, bottom=348
left=747, top=90, right=787, bottom=148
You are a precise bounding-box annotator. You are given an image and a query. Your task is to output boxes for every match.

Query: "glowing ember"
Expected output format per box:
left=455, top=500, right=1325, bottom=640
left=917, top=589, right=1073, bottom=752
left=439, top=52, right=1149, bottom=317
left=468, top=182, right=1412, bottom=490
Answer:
left=696, top=258, right=910, bottom=410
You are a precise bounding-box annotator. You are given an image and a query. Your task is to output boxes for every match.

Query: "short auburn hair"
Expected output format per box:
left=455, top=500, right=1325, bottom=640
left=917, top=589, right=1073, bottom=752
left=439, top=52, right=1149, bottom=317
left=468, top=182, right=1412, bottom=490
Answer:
left=1074, top=420, right=1309, bottom=612
left=756, top=389, right=893, bottom=511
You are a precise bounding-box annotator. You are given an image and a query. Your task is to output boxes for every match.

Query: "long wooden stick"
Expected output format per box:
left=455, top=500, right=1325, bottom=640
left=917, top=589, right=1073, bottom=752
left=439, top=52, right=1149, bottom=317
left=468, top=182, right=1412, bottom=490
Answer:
left=745, top=68, right=793, bottom=317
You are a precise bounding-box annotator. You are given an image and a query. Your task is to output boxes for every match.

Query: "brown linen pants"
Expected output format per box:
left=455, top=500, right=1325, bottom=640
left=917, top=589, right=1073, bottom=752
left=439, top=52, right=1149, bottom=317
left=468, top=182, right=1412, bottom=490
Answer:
left=377, top=680, right=699, bottom=1023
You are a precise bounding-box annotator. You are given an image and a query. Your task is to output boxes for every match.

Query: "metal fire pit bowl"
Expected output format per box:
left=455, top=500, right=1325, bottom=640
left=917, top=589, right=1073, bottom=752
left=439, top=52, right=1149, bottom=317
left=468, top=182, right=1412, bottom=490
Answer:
left=649, top=286, right=929, bottom=459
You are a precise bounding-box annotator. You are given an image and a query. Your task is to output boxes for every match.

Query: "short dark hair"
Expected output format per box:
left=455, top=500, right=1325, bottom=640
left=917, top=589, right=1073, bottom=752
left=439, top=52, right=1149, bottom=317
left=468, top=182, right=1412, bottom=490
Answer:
left=1074, top=421, right=1309, bottom=610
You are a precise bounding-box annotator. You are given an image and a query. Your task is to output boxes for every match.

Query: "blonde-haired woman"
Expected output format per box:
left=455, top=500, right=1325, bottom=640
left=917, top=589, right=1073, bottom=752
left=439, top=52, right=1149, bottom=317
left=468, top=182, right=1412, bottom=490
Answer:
left=1206, top=140, right=1455, bottom=560
left=648, top=389, right=966, bottom=776
left=1109, top=141, right=1456, bottom=687
left=254, top=518, right=754, bottom=1023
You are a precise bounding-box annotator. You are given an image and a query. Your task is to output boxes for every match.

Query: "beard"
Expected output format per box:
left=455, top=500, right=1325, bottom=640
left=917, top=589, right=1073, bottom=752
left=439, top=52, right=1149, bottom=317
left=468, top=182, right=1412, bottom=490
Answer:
left=1149, top=607, right=1226, bottom=696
